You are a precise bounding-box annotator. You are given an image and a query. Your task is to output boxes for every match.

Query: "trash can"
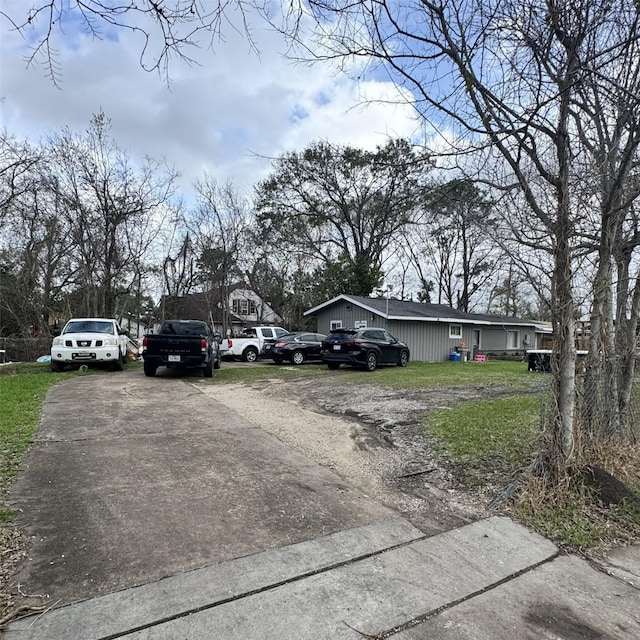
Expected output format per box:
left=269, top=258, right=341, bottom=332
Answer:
left=449, top=352, right=461, bottom=362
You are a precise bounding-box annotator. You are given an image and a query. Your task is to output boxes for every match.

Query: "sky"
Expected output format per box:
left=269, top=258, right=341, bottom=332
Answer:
left=0, top=1, right=422, bottom=201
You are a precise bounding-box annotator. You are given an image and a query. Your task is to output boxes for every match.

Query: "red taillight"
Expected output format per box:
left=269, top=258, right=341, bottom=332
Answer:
left=201, top=338, right=207, bottom=350
left=275, top=342, right=286, bottom=348
left=142, top=336, right=148, bottom=347
left=228, top=339, right=233, bottom=347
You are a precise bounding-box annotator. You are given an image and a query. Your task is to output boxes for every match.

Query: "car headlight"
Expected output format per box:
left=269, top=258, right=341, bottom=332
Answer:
left=104, top=337, right=118, bottom=346
left=52, top=337, right=63, bottom=347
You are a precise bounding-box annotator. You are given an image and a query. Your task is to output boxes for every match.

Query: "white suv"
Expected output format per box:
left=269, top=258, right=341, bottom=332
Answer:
left=51, top=318, right=129, bottom=372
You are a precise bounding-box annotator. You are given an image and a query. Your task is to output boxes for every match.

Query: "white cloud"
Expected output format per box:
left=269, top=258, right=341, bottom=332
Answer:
left=0, top=2, right=421, bottom=200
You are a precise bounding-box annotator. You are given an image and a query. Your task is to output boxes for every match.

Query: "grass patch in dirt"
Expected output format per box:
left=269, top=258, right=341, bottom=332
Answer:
left=426, top=394, right=542, bottom=479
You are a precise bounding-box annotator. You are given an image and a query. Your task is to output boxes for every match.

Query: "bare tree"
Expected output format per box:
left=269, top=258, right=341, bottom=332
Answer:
left=186, top=176, right=251, bottom=334
left=0, top=131, right=41, bottom=223
left=2, top=0, right=261, bottom=85
left=47, top=111, right=178, bottom=317
left=412, top=179, right=500, bottom=312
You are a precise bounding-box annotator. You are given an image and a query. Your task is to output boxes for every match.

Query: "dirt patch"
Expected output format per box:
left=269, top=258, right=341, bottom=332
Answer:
left=206, top=376, right=532, bottom=536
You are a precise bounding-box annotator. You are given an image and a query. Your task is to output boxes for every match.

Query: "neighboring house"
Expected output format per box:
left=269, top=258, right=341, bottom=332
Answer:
left=304, top=294, right=551, bottom=362
left=158, top=284, right=283, bottom=336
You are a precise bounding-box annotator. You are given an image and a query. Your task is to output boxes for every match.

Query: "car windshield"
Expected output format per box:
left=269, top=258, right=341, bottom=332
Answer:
left=64, top=321, right=114, bottom=335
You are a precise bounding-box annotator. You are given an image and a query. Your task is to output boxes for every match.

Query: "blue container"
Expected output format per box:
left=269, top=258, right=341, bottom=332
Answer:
left=449, top=352, right=461, bottom=362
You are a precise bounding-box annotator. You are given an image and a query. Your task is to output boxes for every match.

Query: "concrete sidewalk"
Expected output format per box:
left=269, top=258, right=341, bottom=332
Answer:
left=4, top=372, right=640, bottom=638
left=6, top=517, right=639, bottom=639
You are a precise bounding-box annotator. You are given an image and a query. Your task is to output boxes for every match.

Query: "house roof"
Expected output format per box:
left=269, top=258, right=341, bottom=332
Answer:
left=304, top=294, right=542, bottom=328
left=159, top=287, right=283, bottom=325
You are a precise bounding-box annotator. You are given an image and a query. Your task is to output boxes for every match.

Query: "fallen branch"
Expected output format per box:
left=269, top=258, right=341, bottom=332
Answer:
left=397, top=468, right=437, bottom=479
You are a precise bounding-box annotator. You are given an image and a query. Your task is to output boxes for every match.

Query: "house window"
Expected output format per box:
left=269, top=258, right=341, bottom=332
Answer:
left=330, top=320, right=343, bottom=330
left=232, top=299, right=256, bottom=315
left=354, top=320, right=367, bottom=329
left=507, top=330, right=519, bottom=349
left=449, top=325, right=462, bottom=339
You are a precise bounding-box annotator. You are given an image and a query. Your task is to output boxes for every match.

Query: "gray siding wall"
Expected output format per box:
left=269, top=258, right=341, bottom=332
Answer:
left=387, top=320, right=473, bottom=362
left=481, top=325, right=536, bottom=353
left=314, top=301, right=387, bottom=334
left=312, top=302, right=538, bottom=362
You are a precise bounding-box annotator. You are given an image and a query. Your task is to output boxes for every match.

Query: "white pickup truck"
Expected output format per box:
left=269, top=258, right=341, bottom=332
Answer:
left=221, top=326, right=288, bottom=362
left=50, top=317, right=129, bottom=372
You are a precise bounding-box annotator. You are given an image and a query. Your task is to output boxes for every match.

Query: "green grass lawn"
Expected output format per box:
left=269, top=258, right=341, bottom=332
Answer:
left=212, top=359, right=534, bottom=388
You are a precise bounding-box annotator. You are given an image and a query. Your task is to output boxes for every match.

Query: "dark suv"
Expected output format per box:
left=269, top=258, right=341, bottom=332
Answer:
left=321, top=328, right=410, bottom=371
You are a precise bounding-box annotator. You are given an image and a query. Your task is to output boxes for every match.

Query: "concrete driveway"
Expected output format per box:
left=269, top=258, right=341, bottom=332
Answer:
left=5, top=369, right=640, bottom=639
left=7, top=369, right=397, bottom=605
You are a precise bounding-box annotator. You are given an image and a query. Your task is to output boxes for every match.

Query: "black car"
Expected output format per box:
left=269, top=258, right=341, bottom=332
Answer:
left=270, top=332, right=327, bottom=365
left=322, top=327, right=410, bottom=372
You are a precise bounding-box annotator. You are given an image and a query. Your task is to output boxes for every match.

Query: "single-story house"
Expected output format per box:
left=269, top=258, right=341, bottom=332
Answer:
left=304, top=294, right=551, bottom=362
left=156, top=283, right=283, bottom=337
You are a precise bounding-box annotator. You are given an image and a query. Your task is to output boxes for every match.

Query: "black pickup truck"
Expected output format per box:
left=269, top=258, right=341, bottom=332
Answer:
left=142, top=320, right=221, bottom=378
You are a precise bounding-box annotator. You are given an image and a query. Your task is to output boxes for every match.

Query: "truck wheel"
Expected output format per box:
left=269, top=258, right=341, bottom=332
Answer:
left=214, top=354, right=222, bottom=369
left=143, top=361, right=157, bottom=377
left=204, top=358, right=214, bottom=378
left=113, top=351, right=124, bottom=371
left=292, top=350, right=305, bottom=365
left=362, top=351, right=378, bottom=372
left=243, top=347, right=259, bottom=363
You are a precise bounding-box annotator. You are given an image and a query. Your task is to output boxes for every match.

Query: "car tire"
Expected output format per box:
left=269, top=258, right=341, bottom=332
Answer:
left=363, top=351, right=378, bottom=372
left=204, top=358, right=213, bottom=378
left=143, top=361, right=157, bottom=377
left=398, top=350, right=409, bottom=367
left=50, top=360, right=64, bottom=372
left=214, top=354, right=222, bottom=370
left=327, top=362, right=340, bottom=370
left=243, top=347, right=259, bottom=363
left=292, top=350, right=305, bottom=365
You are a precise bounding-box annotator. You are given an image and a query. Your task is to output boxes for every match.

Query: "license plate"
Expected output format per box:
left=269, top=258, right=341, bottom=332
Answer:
left=73, top=352, right=94, bottom=360
left=333, top=345, right=341, bottom=351
left=168, top=355, right=181, bottom=362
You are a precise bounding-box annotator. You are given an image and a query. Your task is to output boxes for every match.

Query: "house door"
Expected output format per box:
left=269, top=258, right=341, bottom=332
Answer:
left=473, top=330, right=481, bottom=355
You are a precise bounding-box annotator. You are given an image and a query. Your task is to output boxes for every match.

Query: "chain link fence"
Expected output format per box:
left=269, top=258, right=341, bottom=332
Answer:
left=576, top=364, right=640, bottom=440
